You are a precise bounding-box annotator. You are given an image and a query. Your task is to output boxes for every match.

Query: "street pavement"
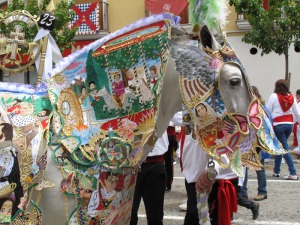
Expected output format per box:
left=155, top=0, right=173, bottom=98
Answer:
left=136, top=152, right=300, bottom=225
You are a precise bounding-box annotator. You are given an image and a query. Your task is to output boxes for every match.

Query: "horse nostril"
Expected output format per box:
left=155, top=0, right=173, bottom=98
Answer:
left=230, top=78, right=241, bottom=86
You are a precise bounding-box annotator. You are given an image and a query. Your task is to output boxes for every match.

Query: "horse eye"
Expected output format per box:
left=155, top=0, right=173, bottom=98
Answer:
left=229, top=78, right=241, bottom=86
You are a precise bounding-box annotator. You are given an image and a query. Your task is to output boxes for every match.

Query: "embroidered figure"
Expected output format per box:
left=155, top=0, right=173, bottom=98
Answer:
left=17, top=192, right=29, bottom=210
left=87, top=172, right=121, bottom=225
left=194, top=102, right=217, bottom=130
left=149, top=65, right=158, bottom=90
left=0, top=199, right=13, bottom=222
left=136, top=67, right=153, bottom=104
left=79, top=86, right=95, bottom=125
left=111, top=71, right=125, bottom=108
left=37, top=108, right=51, bottom=129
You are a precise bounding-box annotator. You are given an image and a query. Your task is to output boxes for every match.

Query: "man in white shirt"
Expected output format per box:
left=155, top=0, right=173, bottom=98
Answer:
left=130, top=112, right=182, bottom=225
left=130, top=131, right=168, bottom=225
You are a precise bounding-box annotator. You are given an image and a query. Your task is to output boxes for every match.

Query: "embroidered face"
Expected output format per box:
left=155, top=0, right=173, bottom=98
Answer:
left=0, top=200, right=13, bottom=216
left=0, top=149, right=12, bottom=168
left=81, top=87, right=87, bottom=96
left=195, top=103, right=207, bottom=118
left=194, top=102, right=218, bottom=130
left=123, top=173, right=132, bottom=190
left=149, top=66, right=157, bottom=78
left=89, top=82, right=95, bottom=92
left=80, top=189, right=93, bottom=199
left=79, top=189, right=93, bottom=208
left=37, top=109, right=50, bottom=117
left=114, top=74, right=121, bottom=81
left=19, top=102, right=33, bottom=117
left=105, top=175, right=118, bottom=192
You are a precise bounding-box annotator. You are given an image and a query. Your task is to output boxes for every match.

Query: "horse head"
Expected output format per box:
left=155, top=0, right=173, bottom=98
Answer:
left=98, top=86, right=108, bottom=96
left=165, top=25, right=283, bottom=171
left=199, top=25, right=252, bottom=115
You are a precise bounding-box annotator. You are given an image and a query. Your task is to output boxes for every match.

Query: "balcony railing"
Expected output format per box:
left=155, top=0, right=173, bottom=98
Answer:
left=71, top=1, right=109, bottom=41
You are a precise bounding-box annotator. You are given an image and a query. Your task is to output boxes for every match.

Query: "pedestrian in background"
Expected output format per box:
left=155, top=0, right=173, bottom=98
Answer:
left=266, top=79, right=300, bottom=180
left=130, top=132, right=168, bottom=225
left=239, top=86, right=268, bottom=201
left=293, top=89, right=300, bottom=155
left=164, top=126, right=178, bottom=192
left=237, top=167, right=260, bottom=220
left=130, top=113, right=181, bottom=225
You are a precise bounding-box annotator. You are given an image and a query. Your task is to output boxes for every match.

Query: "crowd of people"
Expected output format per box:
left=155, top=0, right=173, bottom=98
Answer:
left=129, top=79, right=299, bottom=225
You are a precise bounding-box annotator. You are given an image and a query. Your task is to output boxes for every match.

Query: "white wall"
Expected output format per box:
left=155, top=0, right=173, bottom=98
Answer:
left=227, top=36, right=300, bottom=102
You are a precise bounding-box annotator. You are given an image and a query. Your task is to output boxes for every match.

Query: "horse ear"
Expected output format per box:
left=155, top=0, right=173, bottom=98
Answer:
left=200, top=25, right=222, bottom=52
left=200, top=25, right=213, bottom=49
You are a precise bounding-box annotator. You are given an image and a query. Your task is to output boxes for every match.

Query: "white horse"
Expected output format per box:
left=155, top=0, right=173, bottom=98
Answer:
left=98, top=87, right=137, bottom=114
left=40, top=25, right=254, bottom=225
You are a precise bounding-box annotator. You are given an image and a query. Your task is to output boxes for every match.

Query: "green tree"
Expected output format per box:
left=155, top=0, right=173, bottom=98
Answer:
left=86, top=50, right=111, bottom=93
left=229, top=0, right=300, bottom=82
left=0, top=0, right=77, bottom=52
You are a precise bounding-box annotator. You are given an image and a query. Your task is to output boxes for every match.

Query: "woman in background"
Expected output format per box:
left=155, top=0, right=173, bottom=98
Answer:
left=266, top=79, right=300, bottom=180
left=239, top=86, right=269, bottom=201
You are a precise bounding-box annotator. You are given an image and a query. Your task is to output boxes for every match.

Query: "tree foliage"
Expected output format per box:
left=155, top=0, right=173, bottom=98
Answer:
left=86, top=50, right=111, bottom=94
left=0, top=0, right=77, bottom=51
left=229, top=0, right=300, bottom=80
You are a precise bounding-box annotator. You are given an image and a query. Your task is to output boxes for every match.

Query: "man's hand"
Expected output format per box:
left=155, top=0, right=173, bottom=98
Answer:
left=195, top=170, right=215, bottom=193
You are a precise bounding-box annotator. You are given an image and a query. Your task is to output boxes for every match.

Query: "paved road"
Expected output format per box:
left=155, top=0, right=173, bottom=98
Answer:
left=136, top=153, right=300, bottom=225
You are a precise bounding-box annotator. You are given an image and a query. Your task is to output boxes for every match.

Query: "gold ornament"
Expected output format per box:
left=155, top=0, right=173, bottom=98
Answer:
left=0, top=10, right=43, bottom=74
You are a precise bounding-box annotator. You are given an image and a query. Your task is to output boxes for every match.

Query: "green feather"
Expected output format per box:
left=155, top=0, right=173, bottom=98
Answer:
left=230, top=151, right=244, bottom=177
left=188, top=0, right=229, bottom=32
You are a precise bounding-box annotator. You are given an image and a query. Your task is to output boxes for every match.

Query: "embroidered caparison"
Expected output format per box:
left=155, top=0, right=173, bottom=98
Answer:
left=47, top=14, right=178, bottom=225
left=0, top=82, right=51, bottom=224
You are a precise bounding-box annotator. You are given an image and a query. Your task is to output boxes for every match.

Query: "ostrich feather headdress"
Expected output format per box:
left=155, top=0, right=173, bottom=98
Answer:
left=189, top=0, right=229, bottom=36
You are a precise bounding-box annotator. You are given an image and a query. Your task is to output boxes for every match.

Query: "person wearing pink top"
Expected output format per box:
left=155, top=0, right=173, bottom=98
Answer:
left=266, top=79, right=300, bottom=180
left=111, top=71, right=125, bottom=108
